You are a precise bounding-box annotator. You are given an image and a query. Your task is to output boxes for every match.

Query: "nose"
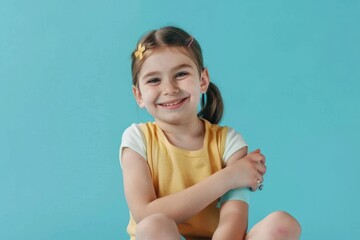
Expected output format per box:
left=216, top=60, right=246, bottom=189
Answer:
left=163, top=79, right=179, bottom=96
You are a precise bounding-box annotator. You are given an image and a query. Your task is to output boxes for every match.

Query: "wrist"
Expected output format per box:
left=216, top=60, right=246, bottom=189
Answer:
left=221, top=167, right=237, bottom=190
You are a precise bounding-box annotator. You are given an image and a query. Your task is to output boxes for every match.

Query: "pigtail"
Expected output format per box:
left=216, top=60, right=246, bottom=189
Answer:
left=198, top=82, right=224, bottom=124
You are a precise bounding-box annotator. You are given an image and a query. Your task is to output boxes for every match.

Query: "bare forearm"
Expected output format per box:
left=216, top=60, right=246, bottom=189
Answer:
left=122, top=147, right=255, bottom=224
left=135, top=169, right=233, bottom=223
left=212, top=201, right=248, bottom=240
left=213, top=216, right=247, bottom=240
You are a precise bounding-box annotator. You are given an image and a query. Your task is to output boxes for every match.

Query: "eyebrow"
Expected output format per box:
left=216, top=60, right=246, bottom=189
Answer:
left=142, top=63, right=193, bottom=79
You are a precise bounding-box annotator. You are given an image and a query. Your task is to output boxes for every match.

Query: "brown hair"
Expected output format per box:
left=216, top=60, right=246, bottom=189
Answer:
left=131, top=26, right=224, bottom=124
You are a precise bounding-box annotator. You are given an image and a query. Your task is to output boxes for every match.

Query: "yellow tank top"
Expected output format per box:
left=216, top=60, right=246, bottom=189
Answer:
left=127, top=119, right=228, bottom=239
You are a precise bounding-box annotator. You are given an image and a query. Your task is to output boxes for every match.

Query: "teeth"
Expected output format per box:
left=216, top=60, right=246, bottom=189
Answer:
left=162, top=100, right=182, bottom=106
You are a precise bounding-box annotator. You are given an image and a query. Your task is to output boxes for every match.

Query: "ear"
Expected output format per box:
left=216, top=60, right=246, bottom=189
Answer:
left=132, top=85, right=145, bottom=108
left=200, top=68, right=210, bottom=93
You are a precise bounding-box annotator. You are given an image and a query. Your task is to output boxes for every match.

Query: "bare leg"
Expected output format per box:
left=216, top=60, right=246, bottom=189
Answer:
left=246, top=211, right=301, bottom=240
left=136, top=213, right=182, bottom=240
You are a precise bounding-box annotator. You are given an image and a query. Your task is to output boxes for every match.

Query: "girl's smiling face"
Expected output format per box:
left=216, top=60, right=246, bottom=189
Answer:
left=133, top=47, right=210, bottom=125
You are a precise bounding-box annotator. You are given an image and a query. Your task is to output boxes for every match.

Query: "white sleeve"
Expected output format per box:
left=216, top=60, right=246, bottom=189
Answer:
left=223, top=127, right=248, bottom=164
left=119, top=124, right=147, bottom=167
left=218, top=127, right=250, bottom=207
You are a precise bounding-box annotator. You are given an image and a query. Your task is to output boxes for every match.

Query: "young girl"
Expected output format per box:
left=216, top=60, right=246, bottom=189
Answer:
left=120, top=26, right=301, bottom=240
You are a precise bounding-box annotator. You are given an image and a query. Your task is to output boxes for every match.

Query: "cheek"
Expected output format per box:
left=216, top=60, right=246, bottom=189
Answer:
left=189, top=89, right=202, bottom=104
left=141, top=90, right=156, bottom=104
left=190, top=84, right=202, bottom=97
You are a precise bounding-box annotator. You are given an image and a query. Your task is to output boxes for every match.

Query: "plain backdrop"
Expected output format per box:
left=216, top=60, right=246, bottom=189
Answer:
left=1, top=0, right=359, bottom=239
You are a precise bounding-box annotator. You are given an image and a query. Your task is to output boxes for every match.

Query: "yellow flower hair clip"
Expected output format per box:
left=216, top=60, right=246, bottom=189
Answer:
left=134, top=43, right=145, bottom=60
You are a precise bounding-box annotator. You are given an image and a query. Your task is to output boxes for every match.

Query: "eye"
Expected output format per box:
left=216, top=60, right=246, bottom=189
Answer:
left=146, top=78, right=160, bottom=85
left=175, top=71, right=189, bottom=79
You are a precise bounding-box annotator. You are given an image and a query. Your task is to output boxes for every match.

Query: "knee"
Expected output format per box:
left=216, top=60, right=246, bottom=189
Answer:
left=136, top=213, right=179, bottom=240
left=267, top=211, right=302, bottom=239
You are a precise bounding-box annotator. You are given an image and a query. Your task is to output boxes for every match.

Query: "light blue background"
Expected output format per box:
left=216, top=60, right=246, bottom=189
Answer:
left=1, top=0, right=359, bottom=239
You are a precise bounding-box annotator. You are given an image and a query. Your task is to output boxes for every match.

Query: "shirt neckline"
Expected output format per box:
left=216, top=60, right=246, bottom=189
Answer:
left=153, top=118, right=210, bottom=156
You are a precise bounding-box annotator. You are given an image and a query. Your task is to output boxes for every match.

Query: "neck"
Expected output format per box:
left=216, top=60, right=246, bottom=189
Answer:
left=155, top=117, right=206, bottom=150
left=156, top=116, right=204, bottom=136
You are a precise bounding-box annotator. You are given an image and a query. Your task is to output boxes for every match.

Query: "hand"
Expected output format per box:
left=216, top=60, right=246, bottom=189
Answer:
left=226, top=149, right=266, bottom=191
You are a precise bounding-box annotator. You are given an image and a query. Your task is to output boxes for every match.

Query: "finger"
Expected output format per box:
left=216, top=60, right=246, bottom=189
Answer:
left=256, top=162, right=267, bottom=175
left=257, top=174, right=265, bottom=191
left=257, top=174, right=264, bottom=184
left=249, top=174, right=263, bottom=191
left=250, top=149, right=266, bottom=164
left=258, top=153, right=266, bottom=164
left=248, top=177, right=257, bottom=191
left=249, top=183, right=258, bottom=192
left=249, top=149, right=261, bottom=154
left=249, top=181, right=263, bottom=192
left=259, top=153, right=266, bottom=164
left=249, top=153, right=266, bottom=164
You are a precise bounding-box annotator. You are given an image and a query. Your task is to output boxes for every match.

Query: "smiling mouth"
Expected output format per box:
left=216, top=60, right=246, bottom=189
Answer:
left=159, top=98, right=187, bottom=108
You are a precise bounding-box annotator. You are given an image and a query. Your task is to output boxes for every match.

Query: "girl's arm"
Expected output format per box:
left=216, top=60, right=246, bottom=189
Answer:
left=213, top=147, right=250, bottom=240
left=122, top=147, right=232, bottom=223
left=213, top=201, right=248, bottom=240
left=121, top=147, right=265, bottom=224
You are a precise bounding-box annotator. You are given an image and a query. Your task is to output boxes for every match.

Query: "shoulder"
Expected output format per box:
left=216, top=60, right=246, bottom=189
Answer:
left=223, top=126, right=248, bottom=163
left=122, top=123, right=144, bottom=139
left=205, top=119, right=229, bottom=139
left=119, top=123, right=147, bottom=164
left=226, top=127, right=245, bottom=142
